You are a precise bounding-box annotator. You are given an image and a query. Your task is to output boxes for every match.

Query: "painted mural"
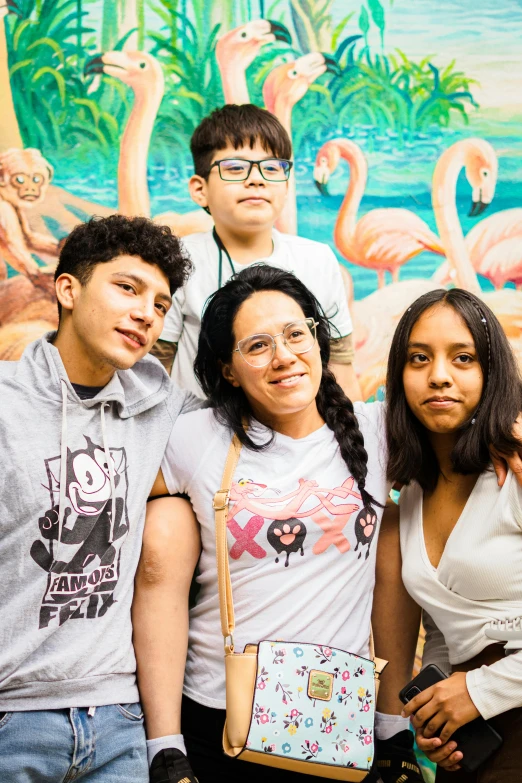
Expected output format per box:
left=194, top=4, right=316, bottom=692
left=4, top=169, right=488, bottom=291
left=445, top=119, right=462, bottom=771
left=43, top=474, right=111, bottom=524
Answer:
left=1, top=0, right=522, bottom=405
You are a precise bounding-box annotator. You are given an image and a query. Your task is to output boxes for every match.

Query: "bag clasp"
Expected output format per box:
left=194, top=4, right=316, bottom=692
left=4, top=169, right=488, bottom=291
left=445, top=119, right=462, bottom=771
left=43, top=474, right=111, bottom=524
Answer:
left=308, top=669, right=334, bottom=701
left=213, top=489, right=231, bottom=510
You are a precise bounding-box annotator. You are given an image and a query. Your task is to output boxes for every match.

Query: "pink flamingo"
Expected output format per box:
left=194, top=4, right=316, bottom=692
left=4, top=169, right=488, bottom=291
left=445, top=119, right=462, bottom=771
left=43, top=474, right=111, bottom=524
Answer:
left=431, top=138, right=497, bottom=293
left=466, top=208, right=522, bottom=289
left=215, top=19, right=292, bottom=104
left=0, top=1, right=23, bottom=150
left=313, top=138, right=445, bottom=287
left=86, top=50, right=212, bottom=235
left=263, top=53, right=340, bottom=234
left=432, top=138, right=522, bottom=289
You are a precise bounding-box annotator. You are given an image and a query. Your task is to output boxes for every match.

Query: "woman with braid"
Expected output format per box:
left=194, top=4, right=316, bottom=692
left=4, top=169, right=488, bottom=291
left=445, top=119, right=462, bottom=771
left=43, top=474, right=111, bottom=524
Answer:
left=139, top=264, right=418, bottom=783
left=386, top=289, right=522, bottom=781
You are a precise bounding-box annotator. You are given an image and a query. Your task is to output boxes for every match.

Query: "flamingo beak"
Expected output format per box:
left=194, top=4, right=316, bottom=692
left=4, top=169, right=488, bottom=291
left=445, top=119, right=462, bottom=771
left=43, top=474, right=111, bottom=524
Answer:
left=268, top=20, right=292, bottom=44
left=469, top=200, right=488, bottom=217
left=84, top=54, right=105, bottom=76
left=322, top=54, right=341, bottom=77
left=314, top=179, right=330, bottom=196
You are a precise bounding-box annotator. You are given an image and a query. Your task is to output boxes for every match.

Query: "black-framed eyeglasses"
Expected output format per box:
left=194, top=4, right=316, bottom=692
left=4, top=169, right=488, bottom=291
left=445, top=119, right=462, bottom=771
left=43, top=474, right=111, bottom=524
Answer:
left=233, top=319, right=319, bottom=368
left=209, top=157, right=293, bottom=182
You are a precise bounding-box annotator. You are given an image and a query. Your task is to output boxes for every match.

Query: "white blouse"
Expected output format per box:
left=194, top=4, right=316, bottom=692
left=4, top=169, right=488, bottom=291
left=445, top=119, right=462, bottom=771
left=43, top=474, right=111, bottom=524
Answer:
left=399, top=468, right=522, bottom=720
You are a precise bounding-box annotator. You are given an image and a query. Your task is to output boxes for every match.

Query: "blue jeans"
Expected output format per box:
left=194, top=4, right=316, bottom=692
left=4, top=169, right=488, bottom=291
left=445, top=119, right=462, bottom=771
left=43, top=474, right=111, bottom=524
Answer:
left=0, top=703, right=148, bottom=782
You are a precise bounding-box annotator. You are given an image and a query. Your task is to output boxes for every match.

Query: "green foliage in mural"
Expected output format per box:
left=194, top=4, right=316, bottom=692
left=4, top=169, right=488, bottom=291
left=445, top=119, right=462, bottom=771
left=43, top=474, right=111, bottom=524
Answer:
left=5, top=0, right=129, bottom=168
left=148, top=0, right=224, bottom=161
left=3, top=0, right=479, bottom=169
left=6, top=0, right=93, bottom=152
left=280, top=0, right=478, bottom=145
left=330, top=42, right=478, bottom=143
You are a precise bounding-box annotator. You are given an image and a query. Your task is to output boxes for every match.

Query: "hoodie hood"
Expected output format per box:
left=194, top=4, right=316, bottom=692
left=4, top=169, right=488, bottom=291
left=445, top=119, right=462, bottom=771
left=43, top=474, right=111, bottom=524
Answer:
left=6, top=332, right=172, bottom=418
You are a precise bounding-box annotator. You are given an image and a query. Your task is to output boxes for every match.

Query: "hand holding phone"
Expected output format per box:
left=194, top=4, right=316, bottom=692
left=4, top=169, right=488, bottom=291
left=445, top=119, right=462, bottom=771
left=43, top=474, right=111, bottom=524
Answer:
left=399, top=664, right=502, bottom=773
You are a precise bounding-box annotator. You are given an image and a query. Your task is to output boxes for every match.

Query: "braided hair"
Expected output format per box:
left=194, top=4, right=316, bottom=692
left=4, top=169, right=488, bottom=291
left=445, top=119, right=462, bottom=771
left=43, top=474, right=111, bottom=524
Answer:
left=194, top=263, right=378, bottom=510
left=316, top=368, right=376, bottom=509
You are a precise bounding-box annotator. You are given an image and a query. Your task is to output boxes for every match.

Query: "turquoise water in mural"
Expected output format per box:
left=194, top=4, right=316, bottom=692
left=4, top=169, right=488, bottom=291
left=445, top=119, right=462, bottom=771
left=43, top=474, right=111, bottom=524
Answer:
left=54, top=124, right=522, bottom=300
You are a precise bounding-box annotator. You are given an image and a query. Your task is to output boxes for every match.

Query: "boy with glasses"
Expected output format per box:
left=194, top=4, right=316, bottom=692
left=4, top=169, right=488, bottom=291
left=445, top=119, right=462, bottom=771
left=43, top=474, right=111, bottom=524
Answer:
left=152, top=103, right=362, bottom=402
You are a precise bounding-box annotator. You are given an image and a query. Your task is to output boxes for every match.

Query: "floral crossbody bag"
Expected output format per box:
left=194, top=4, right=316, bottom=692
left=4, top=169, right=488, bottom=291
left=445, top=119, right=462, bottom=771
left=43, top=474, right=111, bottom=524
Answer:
left=213, top=434, right=388, bottom=781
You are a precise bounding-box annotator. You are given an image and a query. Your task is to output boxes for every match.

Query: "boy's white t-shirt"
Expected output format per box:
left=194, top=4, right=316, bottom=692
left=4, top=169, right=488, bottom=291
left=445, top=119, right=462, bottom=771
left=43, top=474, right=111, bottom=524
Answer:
left=161, top=229, right=353, bottom=398
left=161, top=401, right=389, bottom=709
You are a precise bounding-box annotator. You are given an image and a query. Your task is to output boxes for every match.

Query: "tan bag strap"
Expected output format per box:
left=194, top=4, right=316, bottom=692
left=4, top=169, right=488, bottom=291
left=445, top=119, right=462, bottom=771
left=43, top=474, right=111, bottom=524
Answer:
left=214, top=434, right=242, bottom=649
left=213, top=435, right=387, bottom=675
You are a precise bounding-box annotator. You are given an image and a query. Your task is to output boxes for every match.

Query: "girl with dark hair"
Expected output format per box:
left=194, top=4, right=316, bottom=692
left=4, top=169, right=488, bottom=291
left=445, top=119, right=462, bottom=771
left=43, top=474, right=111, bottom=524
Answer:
left=386, top=288, right=522, bottom=781
left=144, top=263, right=422, bottom=783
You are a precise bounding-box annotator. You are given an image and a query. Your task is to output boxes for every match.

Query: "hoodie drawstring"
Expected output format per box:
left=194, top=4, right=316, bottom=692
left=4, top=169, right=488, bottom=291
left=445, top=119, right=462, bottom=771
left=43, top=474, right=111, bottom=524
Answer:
left=56, top=379, right=69, bottom=563
left=55, top=382, right=117, bottom=568
left=100, top=402, right=117, bottom=544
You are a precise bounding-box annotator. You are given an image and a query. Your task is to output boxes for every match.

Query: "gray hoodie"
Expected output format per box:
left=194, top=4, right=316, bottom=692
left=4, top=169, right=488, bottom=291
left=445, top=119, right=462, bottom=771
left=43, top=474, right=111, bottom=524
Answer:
left=0, top=334, right=200, bottom=710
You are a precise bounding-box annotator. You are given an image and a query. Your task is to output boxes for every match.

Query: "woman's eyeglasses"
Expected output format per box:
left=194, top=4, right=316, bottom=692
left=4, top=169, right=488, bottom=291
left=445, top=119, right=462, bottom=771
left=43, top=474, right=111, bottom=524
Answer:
left=234, top=319, right=319, bottom=368
left=209, top=157, right=293, bottom=182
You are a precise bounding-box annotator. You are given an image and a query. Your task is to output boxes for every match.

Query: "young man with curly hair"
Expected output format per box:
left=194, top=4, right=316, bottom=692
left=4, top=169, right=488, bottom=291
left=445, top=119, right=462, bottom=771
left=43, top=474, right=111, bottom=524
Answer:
left=0, top=215, right=199, bottom=783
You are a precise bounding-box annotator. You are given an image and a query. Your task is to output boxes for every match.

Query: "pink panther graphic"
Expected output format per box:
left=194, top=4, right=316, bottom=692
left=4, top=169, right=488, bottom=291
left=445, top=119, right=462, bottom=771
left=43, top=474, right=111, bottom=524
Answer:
left=227, top=476, right=376, bottom=564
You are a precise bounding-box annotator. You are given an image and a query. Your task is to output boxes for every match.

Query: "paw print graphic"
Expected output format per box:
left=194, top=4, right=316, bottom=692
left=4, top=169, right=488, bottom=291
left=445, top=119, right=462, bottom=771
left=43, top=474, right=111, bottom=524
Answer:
left=354, top=506, right=378, bottom=560
left=267, top=518, right=307, bottom=567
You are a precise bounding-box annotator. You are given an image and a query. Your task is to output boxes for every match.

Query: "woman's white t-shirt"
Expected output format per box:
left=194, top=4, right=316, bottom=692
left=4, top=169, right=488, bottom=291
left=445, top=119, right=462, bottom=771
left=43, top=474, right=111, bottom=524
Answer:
left=161, top=402, right=389, bottom=709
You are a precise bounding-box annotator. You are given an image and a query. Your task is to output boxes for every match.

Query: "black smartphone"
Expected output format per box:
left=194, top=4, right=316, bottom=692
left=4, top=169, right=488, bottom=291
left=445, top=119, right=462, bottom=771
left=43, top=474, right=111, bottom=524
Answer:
left=399, top=664, right=503, bottom=773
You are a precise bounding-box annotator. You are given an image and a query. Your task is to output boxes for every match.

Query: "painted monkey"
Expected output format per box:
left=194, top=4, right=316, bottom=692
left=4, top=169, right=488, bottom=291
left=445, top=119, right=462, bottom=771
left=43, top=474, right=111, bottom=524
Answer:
left=0, top=148, right=59, bottom=285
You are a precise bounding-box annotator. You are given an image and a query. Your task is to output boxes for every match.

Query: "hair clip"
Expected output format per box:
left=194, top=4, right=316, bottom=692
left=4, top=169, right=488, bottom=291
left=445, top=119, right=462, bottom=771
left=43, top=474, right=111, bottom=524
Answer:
left=481, top=317, right=487, bottom=324
left=471, top=418, right=476, bottom=425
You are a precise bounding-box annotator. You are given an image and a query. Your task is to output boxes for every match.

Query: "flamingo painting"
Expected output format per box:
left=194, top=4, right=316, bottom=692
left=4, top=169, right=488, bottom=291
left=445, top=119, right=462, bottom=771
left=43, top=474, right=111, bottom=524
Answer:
left=86, top=50, right=213, bottom=236
left=430, top=136, right=522, bottom=359
left=431, top=137, right=498, bottom=294
left=313, top=138, right=445, bottom=287
left=0, top=0, right=23, bottom=151
left=216, top=19, right=292, bottom=105
left=431, top=139, right=522, bottom=290
left=466, top=208, right=522, bottom=289
left=349, top=137, right=522, bottom=398
left=263, top=52, right=340, bottom=234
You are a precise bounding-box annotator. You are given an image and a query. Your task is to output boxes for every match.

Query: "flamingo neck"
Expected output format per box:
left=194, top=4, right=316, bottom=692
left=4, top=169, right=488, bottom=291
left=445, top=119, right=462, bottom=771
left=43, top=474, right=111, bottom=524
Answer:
left=335, top=142, right=367, bottom=243
left=276, top=170, right=297, bottom=234
left=269, top=95, right=292, bottom=138
left=216, top=40, right=252, bottom=105
left=432, top=141, right=481, bottom=294
left=0, top=18, right=23, bottom=151
left=268, top=95, right=296, bottom=233
left=220, top=64, right=250, bottom=104
left=118, top=81, right=163, bottom=217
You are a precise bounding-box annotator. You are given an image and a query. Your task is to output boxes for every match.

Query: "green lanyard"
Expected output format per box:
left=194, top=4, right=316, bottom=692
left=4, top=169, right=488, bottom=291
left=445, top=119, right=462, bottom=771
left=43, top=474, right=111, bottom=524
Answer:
left=213, top=228, right=236, bottom=289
